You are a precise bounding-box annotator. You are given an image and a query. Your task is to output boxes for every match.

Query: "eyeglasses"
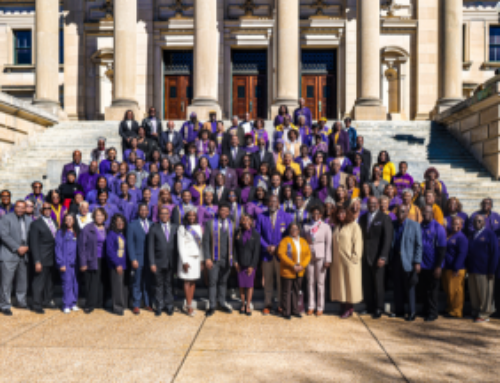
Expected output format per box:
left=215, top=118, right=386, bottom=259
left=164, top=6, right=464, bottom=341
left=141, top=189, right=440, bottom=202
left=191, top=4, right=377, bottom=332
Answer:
left=42, top=207, right=51, bottom=210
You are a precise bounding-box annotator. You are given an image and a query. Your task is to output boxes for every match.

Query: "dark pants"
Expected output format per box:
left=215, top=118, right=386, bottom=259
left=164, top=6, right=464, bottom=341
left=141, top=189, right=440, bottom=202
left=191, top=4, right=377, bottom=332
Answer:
left=154, top=268, right=174, bottom=311
left=392, top=255, right=416, bottom=315
left=494, top=279, right=500, bottom=318
left=208, top=260, right=231, bottom=309
left=362, top=258, right=385, bottom=312
left=31, top=265, right=54, bottom=310
left=110, top=268, right=128, bottom=314
left=130, top=266, right=151, bottom=308
left=85, top=258, right=105, bottom=310
left=419, top=269, right=440, bottom=317
left=281, top=277, right=303, bottom=317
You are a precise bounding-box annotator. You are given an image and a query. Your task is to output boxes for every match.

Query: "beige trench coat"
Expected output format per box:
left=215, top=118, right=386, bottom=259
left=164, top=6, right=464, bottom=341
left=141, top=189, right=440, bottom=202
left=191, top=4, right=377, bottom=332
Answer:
left=329, top=222, right=363, bottom=304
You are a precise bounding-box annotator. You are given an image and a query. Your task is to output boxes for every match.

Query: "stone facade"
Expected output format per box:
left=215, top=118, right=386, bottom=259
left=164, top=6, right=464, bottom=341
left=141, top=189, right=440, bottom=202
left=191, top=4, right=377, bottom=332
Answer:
left=0, top=0, right=498, bottom=121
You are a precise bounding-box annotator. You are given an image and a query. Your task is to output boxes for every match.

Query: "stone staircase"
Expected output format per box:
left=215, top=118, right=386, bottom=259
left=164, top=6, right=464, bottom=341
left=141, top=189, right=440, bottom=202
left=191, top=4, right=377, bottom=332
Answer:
left=0, top=120, right=498, bottom=214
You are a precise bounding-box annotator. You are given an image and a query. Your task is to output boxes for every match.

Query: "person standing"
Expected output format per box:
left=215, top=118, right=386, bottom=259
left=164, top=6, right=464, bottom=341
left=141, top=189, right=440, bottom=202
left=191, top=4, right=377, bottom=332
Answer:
left=55, top=214, right=80, bottom=314
left=106, top=214, right=128, bottom=316
left=330, top=206, right=363, bottom=319
left=276, top=223, right=311, bottom=320
left=78, top=208, right=108, bottom=314
left=148, top=207, right=178, bottom=316
left=0, top=200, right=32, bottom=315
left=203, top=202, right=234, bottom=316
left=467, top=214, right=499, bottom=323
left=25, top=181, right=45, bottom=219
left=419, top=205, right=447, bottom=322
left=390, top=205, right=422, bottom=322
left=255, top=196, right=293, bottom=315
left=28, top=202, right=58, bottom=314
left=61, top=150, right=89, bottom=184
left=141, top=107, right=163, bottom=143
left=359, top=197, right=393, bottom=319
left=344, top=118, right=357, bottom=151
left=127, top=204, right=153, bottom=314
left=118, top=110, right=139, bottom=151
left=442, top=216, right=468, bottom=318
left=178, top=207, right=203, bottom=317
left=234, top=214, right=260, bottom=316
left=303, top=205, right=332, bottom=317
left=293, top=98, right=312, bottom=128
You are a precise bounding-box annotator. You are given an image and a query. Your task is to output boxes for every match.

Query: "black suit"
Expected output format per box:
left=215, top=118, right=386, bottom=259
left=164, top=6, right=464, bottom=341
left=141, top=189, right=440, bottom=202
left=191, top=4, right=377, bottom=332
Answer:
left=358, top=211, right=393, bottom=313
left=141, top=117, right=163, bottom=141
left=348, top=148, right=372, bottom=175
left=234, top=229, right=260, bottom=269
left=160, top=130, right=183, bottom=155
left=118, top=120, right=139, bottom=151
left=147, top=222, right=178, bottom=311
left=221, top=127, right=245, bottom=153
left=28, top=218, right=57, bottom=310
left=224, top=147, right=246, bottom=169
left=303, top=196, right=323, bottom=211
left=346, top=165, right=369, bottom=185
left=213, top=186, right=232, bottom=205
left=251, top=150, right=276, bottom=171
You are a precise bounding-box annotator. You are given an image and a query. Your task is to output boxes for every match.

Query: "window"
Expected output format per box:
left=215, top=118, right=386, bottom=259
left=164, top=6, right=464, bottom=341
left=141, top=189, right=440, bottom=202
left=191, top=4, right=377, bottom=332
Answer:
left=59, top=29, right=64, bottom=64
left=489, top=26, right=500, bottom=62
left=237, top=86, right=245, bottom=98
left=13, top=30, right=32, bottom=65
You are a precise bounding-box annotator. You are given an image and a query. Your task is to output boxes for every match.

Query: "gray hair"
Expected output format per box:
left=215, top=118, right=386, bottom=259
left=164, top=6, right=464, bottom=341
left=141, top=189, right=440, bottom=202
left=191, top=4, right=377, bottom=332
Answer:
left=161, top=184, right=171, bottom=191
left=324, top=196, right=336, bottom=206
left=97, top=137, right=107, bottom=143
left=204, top=186, right=215, bottom=195
left=379, top=195, right=390, bottom=203
left=350, top=197, right=361, bottom=207
left=402, top=188, right=414, bottom=198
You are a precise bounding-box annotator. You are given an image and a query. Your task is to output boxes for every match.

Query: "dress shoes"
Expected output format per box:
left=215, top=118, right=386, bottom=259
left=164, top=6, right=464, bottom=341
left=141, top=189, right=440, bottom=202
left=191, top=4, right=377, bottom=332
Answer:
left=306, top=309, right=314, bottom=316
left=155, top=310, right=162, bottom=317
left=405, top=313, right=416, bottom=322
left=262, top=308, right=271, bottom=316
left=246, top=310, right=252, bottom=317
left=166, top=308, right=174, bottom=316
left=115, top=311, right=124, bottom=316
left=2, top=308, right=13, bottom=316
left=144, top=306, right=154, bottom=312
left=132, top=307, right=140, bottom=315
left=283, top=315, right=291, bottom=320
left=84, top=308, right=94, bottom=315
left=205, top=309, right=215, bottom=317
left=32, top=307, right=45, bottom=315
left=372, top=310, right=383, bottom=319
left=424, top=315, right=438, bottom=322
left=292, top=313, right=302, bottom=319
left=219, top=306, right=233, bottom=314
left=315, top=311, right=323, bottom=317
left=14, top=303, right=28, bottom=310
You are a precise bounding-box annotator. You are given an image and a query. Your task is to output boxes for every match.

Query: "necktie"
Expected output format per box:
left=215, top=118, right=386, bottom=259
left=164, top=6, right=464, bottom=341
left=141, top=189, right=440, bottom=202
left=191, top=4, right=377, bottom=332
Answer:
left=163, top=224, right=169, bottom=241
left=19, top=217, right=26, bottom=244
left=232, top=148, right=236, bottom=160
left=142, top=220, right=149, bottom=234
left=46, top=218, right=57, bottom=238
left=272, top=213, right=276, bottom=229
left=221, top=220, right=227, bottom=232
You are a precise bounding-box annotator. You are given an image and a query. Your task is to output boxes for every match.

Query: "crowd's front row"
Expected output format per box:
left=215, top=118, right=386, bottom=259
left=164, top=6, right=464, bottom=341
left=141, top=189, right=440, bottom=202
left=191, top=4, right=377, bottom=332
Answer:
left=1, top=193, right=498, bottom=323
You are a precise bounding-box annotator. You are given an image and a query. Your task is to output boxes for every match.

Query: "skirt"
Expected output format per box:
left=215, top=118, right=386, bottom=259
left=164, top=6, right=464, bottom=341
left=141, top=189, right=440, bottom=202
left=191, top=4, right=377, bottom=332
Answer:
left=177, top=255, right=201, bottom=281
left=238, top=267, right=256, bottom=288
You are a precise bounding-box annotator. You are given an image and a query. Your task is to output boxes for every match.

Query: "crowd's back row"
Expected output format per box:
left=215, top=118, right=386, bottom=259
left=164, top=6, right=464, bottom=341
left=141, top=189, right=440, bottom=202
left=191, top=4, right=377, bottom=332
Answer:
left=0, top=102, right=499, bottom=322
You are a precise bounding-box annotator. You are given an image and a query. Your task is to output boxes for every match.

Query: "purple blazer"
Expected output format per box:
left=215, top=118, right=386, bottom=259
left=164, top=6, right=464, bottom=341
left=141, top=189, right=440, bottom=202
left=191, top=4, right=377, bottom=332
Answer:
left=78, top=223, right=101, bottom=271
left=61, top=162, right=89, bottom=184
left=329, top=130, right=350, bottom=156
left=255, top=209, right=293, bottom=262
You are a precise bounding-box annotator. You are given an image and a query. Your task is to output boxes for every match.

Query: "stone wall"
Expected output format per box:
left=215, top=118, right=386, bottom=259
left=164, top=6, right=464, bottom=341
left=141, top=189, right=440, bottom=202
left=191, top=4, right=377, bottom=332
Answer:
left=435, top=76, right=500, bottom=178
left=0, top=92, right=58, bottom=163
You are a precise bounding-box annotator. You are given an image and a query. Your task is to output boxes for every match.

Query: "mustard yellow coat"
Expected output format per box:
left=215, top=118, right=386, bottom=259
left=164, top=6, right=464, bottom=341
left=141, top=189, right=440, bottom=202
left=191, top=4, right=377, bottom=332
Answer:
left=276, top=236, right=311, bottom=279
left=330, top=222, right=364, bottom=304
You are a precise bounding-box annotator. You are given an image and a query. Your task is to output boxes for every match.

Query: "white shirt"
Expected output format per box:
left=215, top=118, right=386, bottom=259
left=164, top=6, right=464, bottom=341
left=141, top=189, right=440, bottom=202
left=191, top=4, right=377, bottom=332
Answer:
left=74, top=164, right=81, bottom=178
left=241, top=122, right=252, bottom=134
left=150, top=118, right=157, bottom=133
left=293, top=237, right=301, bottom=264
left=189, top=155, right=196, bottom=171
left=127, top=120, right=132, bottom=129
left=368, top=210, right=379, bottom=230
left=168, top=130, right=174, bottom=141
left=77, top=213, right=93, bottom=229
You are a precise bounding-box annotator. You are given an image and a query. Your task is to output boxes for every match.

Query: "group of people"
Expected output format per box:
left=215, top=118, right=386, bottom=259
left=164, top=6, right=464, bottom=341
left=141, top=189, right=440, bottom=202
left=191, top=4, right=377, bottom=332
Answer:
left=0, top=98, right=499, bottom=322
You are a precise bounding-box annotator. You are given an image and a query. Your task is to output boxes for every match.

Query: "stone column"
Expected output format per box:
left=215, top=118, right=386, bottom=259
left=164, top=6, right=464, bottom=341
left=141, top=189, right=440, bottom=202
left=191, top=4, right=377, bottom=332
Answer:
left=271, top=0, right=299, bottom=118
left=33, top=0, right=61, bottom=116
left=436, top=0, right=463, bottom=112
left=105, top=0, right=141, bottom=120
left=187, top=0, right=221, bottom=121
left=353, top=0, right=386, bottom=120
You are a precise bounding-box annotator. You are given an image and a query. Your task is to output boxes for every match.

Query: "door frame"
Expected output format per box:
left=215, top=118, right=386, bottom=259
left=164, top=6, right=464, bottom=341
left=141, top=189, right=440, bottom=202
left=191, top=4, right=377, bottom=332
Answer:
left=162, top=50, right=193, bottom=120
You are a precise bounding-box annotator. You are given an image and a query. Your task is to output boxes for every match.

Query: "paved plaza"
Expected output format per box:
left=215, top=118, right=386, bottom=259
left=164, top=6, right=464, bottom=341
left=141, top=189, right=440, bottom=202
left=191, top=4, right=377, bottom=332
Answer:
left=1, top=308, right=499, bottom=382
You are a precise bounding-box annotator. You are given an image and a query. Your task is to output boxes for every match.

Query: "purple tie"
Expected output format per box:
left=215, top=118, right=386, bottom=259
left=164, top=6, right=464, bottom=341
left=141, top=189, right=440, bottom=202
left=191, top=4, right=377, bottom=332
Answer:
left=142, top=221, right=148, bottom=234
left=163, top=224, right=169, bottom=241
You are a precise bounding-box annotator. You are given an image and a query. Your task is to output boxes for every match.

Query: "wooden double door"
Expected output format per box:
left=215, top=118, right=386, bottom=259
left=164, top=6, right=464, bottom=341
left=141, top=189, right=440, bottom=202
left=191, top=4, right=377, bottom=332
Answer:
left=232, top=75, right=267, bottom=120
left=164, top=75, right=192, bottom=120
left=301, top=74, right=336, bottom=121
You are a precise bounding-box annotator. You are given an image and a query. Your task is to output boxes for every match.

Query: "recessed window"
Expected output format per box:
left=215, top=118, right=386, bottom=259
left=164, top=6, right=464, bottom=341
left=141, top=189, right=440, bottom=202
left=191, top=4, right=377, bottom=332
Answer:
left=238, top=86, right=245, bottom=98
left=169, top=86, right=177, bottom=98
left=307, top=85, right=314, bottom=98
left=13, top=30, right=32, bottom=65
left=489, top=26, right=500, bottom=62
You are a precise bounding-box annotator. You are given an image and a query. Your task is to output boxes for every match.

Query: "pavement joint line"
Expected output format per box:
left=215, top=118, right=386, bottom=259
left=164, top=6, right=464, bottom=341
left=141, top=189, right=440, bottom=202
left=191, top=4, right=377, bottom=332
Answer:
left=357, top=314, right=410, bottom=383
left=1, top=311, right=61, bottom=347
left=171, top=315, right=207, bottom=383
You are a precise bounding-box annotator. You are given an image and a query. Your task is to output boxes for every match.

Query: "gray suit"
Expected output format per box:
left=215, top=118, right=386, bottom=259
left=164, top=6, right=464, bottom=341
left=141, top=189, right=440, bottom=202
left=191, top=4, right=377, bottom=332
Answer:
left=203, top=219, right=232, bottom=309
left=0, top=212, right=32, bottom=309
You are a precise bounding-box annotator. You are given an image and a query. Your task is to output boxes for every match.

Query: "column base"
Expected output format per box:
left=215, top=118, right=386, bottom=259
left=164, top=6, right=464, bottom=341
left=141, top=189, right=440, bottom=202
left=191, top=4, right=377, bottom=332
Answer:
left=187, top=100, right=222, bottom=121
left=270, top=100, right=299, bottom=121
left=434, top=98, right=463, bottom=115
left=353, top=104, right=387, bottom=121
left=32, top=99, right=67, bottom=120
left=105, top=101, right=142, bottom=121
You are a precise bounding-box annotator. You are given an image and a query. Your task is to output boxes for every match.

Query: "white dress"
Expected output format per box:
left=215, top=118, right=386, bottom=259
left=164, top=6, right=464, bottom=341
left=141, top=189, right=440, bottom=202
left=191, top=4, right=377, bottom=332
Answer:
left=177, top=225, right=203, bottom=280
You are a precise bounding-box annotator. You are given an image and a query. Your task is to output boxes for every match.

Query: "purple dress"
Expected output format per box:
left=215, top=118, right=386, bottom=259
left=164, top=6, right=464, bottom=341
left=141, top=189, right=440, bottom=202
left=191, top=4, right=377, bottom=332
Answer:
left=273, top=114, right=292, bottom=127
left=237, top=230, right=256, bottom=288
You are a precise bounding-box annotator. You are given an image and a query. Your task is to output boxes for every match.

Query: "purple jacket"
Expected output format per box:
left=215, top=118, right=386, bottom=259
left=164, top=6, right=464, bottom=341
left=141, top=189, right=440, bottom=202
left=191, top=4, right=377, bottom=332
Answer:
left=293, top=107, right=312, bottom=129
left=62, top=162, right=89, bottom=184
left=255, top=209, right=293, bottom=262
left=78, top=223, right=102, bottom=270
left=78, top=172, right=99, bottom=195
left=328, top=130, right=350, bottom=157
left=210, top=168, right=238, bottom=190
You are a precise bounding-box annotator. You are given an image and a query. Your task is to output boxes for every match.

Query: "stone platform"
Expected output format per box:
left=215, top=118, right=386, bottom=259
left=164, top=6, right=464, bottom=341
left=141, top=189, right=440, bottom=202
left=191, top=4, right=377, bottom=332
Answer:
left=0, top=307, right=499, bottom=382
